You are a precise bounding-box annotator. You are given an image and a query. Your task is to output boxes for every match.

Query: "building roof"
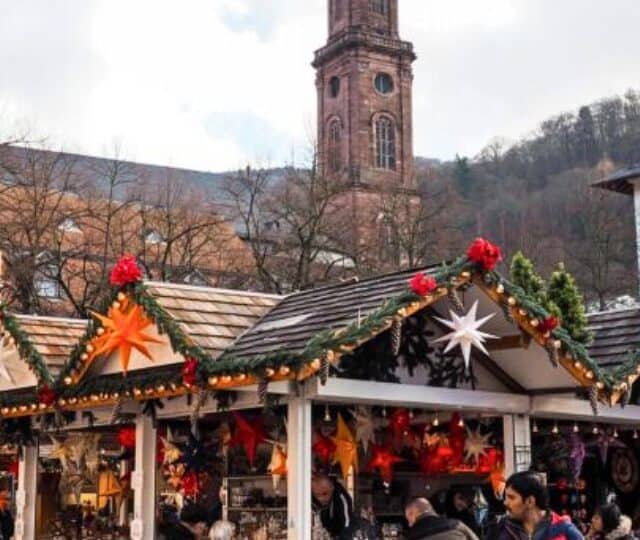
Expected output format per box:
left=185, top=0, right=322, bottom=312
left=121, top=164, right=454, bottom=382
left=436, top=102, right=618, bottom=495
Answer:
left=14, top=315, right=87, bottom=376
left=225, top=265, right=438, bottom=359
left=592, top=165, right=640, bottom=195
left=587, top=307, right=640, bottom=368
left=144, top=281, right=282, bottom=358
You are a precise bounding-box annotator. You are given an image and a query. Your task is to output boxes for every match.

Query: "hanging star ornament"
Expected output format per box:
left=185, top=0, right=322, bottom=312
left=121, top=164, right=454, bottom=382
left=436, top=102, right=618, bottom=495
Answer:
left=161, top=437, right=183, bottom=465
left=50, top=436, right=72, bottom=471
left=230, top=412, right=267, bottom=468
left=268, top=444, right=287, bottom=490
left=433, top=301, right=498, bottom=370
left=313, top=433, right=336, bottom=466
left=351, top=406, right=376, bottom=454
left=332, top=414, right=358, bottom=479
left=90, top=303, right=163, bottom=374
left=367, top=445, right=403, bottom=484
left=464, top=427, right=492, bottom=464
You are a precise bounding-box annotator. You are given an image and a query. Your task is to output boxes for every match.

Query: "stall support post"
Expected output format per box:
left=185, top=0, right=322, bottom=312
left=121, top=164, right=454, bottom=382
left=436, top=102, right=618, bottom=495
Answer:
left=131, top=415, right=157, bottom=540
left=503, top=414, right=531, bottom=478
left=15, top=444, right=38, bottom=540
left=287, top=396, right=312, bottom=540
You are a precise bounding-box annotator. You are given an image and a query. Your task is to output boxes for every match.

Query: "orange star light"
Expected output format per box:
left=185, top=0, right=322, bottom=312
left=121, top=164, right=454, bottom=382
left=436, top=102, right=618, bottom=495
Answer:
left=90, top=303, right=163, bottom=374
left=332, top=414, right=358, bottom=479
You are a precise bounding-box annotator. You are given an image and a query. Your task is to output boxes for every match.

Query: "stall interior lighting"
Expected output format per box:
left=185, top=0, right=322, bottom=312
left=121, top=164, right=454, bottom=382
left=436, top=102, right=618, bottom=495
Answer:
left=551, top=422, right=559, bottom=434
left=324, top=405, right=331, bottom=422
left=573, top=423, right=579, bottom=433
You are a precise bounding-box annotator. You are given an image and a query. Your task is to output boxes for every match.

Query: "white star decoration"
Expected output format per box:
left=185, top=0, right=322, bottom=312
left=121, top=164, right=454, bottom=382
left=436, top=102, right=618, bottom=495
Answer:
left=433, top=301, right=498, bottom=370
left=351, top=406, right=377, bottom=454
left=464, top=427, right=492, bottom=464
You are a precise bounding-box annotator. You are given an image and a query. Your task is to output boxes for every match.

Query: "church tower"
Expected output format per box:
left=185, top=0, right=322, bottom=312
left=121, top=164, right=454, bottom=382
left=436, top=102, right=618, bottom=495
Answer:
left=313, top=0, right=416, bottom=188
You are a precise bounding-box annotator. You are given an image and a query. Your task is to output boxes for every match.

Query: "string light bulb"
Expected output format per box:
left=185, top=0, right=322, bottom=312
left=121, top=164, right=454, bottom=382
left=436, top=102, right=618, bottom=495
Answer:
left=432, top=414, right=440, bottom=427
left=458, top=416, right=464, bottom=428
left=592, top=425, right=599, bottom=435
left=573, top=423, right=579, bottom=433
left=613, top=428, right=619, bottom=438
left=532, top=420, right=539, bottom=433
left=408, top=409, right=414, bottom=420
left=633, top=430, right=638, bottom=440
left=324, top=405, right=331, bottom=423
left=552, top=422, right=559, bottom=434
left=381, top=406, right=387, bottom=418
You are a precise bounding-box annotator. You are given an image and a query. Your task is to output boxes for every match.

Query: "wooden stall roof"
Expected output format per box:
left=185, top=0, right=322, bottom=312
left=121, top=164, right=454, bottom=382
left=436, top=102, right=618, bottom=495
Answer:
left=225, top=265, right=438, bottom=359
left=592, top=165, right=640, bottom=196
left=144, top=281, right=282, bottom=358
left=587, top=307, right=640, bottom=368
left=15, top=315, right=87, bottom=377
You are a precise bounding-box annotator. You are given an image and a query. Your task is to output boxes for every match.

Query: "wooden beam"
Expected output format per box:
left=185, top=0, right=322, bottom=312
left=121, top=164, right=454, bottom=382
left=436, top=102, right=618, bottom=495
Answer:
left=530, top=395, right=640, bottom=424
left=486, top=334, right=531, bottom=351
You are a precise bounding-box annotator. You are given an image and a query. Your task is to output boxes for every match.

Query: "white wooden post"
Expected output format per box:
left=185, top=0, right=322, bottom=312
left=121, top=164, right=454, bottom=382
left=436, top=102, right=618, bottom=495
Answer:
left=287, top=395, right=312, bottom=540
left=131, top=415, right=157, bottom=540
left=503, top=414, right=531, bottom=478
left=15, top=444, right=38, bottom=540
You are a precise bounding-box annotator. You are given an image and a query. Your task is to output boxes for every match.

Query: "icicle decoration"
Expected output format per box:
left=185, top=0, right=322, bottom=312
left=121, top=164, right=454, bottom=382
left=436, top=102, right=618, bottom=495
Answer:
left=447, top=288, right=465, bottom=315
left=190, top=387, right=208, bottom=433
left=589, top=384, right=599, bottom=416
left=320, top=357, right=330, bottom=385
left=258, top=377, right=269, bottom=405
left=545, top=340, right=559, bottom=368
left=109, top=397, right=124, bottom=425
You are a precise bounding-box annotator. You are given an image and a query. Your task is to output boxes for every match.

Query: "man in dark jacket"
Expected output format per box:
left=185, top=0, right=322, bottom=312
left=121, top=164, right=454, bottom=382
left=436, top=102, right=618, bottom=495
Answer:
left=486, top=471, right=583, bottom=540
left=404, top=498, right=479, bottom=540
left=312, top=474, right=355, bottom=539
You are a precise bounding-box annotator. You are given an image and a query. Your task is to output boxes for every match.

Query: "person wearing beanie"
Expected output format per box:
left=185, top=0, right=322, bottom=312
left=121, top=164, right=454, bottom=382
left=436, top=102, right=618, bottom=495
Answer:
left=587, top=503, right=636, bottom=540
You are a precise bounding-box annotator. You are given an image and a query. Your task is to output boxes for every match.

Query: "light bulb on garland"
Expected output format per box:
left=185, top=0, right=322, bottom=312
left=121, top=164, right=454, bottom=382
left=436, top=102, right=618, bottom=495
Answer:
left=324, top=405, right=331, bottom=422
left=532, top=421, right=539, bottom=434
left=552, top=423, right=559, bottom=435
left=592, top=425, right=599, bottom=435
left=634, top=430, right=639, bottom=440
left=613, top=428, right=619, bottom=438
left=573, top=423, right=579, bottom=433
left=432, top=414, right=440, bottom=427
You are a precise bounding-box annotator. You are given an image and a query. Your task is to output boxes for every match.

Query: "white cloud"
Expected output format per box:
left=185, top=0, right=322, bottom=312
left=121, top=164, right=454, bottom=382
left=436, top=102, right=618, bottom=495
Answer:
left=1, top=0, right=639, bottom=170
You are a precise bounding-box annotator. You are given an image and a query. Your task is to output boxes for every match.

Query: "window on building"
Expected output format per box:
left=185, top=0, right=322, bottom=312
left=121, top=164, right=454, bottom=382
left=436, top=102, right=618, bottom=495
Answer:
left=329, top=76, right=340, bottom=98
left=370, top=0, right=389, bottom=15
left=58, top=217, right=82, bottom=233
left=328, top=119, right=342, bottom=172
left=374, top=73, right=394, bottom=95
left=375, top=116, right=396, bottom=170
left=333, top=0, right=344, bottom=19
left=35, top=263, right=61, bottom=299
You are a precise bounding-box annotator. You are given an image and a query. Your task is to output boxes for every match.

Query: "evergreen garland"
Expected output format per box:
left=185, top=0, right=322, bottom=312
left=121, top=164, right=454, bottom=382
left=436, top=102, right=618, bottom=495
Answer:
left=547, top=263, right=591, bottom=344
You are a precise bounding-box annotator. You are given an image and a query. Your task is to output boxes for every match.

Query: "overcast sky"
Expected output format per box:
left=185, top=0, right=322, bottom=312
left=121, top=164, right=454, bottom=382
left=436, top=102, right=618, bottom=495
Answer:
left=2, top=0, right=639, bottom=172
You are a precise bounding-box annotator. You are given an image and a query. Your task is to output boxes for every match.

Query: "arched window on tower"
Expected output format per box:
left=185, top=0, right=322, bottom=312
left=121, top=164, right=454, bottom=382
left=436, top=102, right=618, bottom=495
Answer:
left=328, top=119, right=342, bottom=172
left=375, top=116, right=396, bottom=170
left=370, top=0, right=389, bottom=15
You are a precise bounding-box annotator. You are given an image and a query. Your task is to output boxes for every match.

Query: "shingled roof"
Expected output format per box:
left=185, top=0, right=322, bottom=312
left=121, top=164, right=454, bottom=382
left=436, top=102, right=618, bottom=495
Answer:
left=225, top=265, right=438, bottom=359
left=587, top=307, right=640, bottom=368
left=15, top=315, right=87, bottom=377
left=592, top=165, right=640, bottom=195
left=144, top=281, right=281, bottom=358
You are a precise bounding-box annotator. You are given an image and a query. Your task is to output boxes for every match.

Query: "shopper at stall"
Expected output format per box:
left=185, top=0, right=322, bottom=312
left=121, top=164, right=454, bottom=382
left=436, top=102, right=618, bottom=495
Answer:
left=311, top=473, right=355, bottom=539
left=486, top=471, right=584, bottom=540
left=404, top=497, right=479, bottom=540
left=586, top=503, right=636, bottom=540
left=209, top=520, right=236, bottom=540
left=445, top=486, right=482, bottom=536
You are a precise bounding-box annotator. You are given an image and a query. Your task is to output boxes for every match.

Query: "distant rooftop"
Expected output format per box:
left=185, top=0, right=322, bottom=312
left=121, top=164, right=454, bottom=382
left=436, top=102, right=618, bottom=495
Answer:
left=592, top=164, right=640, bottom=195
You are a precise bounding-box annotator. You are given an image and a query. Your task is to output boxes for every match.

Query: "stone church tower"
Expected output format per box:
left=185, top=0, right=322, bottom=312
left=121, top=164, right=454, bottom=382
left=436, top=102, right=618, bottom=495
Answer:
left=313, top=0, right=416, bottom=189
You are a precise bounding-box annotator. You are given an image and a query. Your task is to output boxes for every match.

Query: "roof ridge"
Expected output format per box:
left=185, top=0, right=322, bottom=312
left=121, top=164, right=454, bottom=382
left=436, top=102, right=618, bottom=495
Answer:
left=144, top=280, right=282, bottom=299
left=15, top=314, right=88, bottom=325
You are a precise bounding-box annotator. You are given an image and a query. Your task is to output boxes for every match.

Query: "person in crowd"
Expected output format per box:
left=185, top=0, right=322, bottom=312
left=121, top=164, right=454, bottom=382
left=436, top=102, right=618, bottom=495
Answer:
left=0, top=486, right=13, bottom=540
left=404, top=497, right=479, bottom=540
left=209, top=520, right=236, bottom=540
left=486, top=471, right=583, bottom=540
left=311, top=473, right=355, bottom=539
left=445, top=486, right=482, bottom=536
left=197, top=470, right=223, bottom=527
left=587, top=503, right=637, bottom=540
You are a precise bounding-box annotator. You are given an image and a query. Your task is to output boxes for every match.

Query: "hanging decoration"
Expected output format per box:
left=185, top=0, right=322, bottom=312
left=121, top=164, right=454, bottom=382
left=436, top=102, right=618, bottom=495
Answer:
left=448, top=412, right=465, bottom=468
left=539, top=316, right=559, bottom=335
left=476, top=447, right=503, bottom=474
left=90, top=303, right=163, bottom=375
left=464, top=426, right=492, bottom=464
left=37, top=385, right=57, bottom=407
left=433, top=301, right=497, bottom=371
left=230, top=412, right=267, bottom=468
left=418, top=445, right=453, bottom=476
left=182, top=358, right=199, bottom=387
left=50, top=436, right=72, bottom=471
left=467, top=238, right=502, bottom=271
left=117, top=426, right=136, bottom=449
left=611, top=448, right=639, bottom=494
left=181, top=433, right=207, bottom=472
left=109, top=254, right=143, bottom=287
left=390, top=319, right=402, bottom=356
left=488, top=461, right=506, bottom=498
left=313, top=434, right=336, bottom=466
left=351, top=406, right=376, bottom=454
left=161, top=437, right=183, bottom=465
left=166, top=463, right=186, bottom=489
left=332, top=414, right=358, bottom=479
left=181, top=471, right=199, bottom=498
left=268, top=444, right=287, bottom=490
left=569, top=433, right=586, bottom=482
left=588, top=432, right=626, bottom=465
left=367, top=444, right=403, bottom=484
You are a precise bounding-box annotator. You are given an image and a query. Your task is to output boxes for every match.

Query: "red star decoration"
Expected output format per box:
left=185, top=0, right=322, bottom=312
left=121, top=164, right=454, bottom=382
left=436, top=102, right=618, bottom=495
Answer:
left=367, top=445, right=403, bottom=483
left=419, top=445, right=454, bottom=476
left=313, top=434, right=336, bottom=465
left=229, top=412, right=267, bottom=467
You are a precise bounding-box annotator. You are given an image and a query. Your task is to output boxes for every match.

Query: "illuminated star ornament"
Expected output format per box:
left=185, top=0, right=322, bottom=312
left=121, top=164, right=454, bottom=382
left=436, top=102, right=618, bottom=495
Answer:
left=367, top=445, right=403, bottom=484
left=332, top=414, right=358, bottom=479
left=433, top=301, right=497, bottom=370
left=90, top=303, right=163, bottom=374
left=464, top=427, right=492, bottom=464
